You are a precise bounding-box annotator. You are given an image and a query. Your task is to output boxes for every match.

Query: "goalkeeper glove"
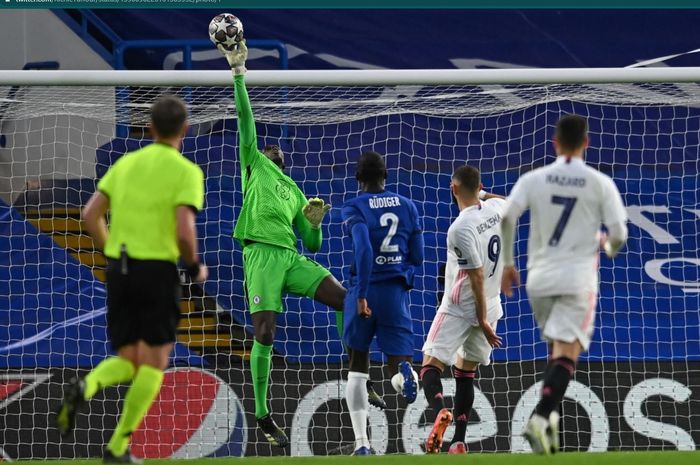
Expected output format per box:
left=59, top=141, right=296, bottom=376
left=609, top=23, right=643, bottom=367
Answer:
left=303, top=197, right=331, bottom=229
left=217, top=40, right=248, bottom=76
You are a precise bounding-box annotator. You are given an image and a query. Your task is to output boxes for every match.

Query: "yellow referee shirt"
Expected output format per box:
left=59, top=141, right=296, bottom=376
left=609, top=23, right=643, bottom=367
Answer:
left=97, top=142, right=204, bottom=264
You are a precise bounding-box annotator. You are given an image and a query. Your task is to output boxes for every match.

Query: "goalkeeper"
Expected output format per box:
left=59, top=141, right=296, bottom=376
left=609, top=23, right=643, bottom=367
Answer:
left=219, top=42, right=350, bottom=448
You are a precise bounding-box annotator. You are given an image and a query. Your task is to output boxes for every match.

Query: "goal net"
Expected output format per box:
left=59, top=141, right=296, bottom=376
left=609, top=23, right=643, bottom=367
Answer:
left=0, top=70, right=698, bottom=459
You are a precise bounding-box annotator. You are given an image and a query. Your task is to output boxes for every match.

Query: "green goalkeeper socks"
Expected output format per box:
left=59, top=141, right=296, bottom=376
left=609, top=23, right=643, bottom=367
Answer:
left=107, top=365, right=164, bottom=456
left=84, top=356, right=136, bottom=400
left=251, top=340, right=273, bottom=419
left=335, top=310, right=344, bottom=340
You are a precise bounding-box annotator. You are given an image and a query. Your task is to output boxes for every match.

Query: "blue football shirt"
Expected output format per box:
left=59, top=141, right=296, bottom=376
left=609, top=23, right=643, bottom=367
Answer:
left=342, top=190, right=423, bottom=288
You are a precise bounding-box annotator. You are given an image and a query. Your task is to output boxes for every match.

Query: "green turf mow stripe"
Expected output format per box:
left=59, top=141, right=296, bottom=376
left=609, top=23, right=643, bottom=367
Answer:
left=23, top=451, right=700, bottom=465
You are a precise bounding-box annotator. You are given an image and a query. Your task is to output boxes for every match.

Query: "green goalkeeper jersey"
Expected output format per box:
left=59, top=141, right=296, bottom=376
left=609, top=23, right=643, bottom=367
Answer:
left=232, top=75, right=322, bottom=252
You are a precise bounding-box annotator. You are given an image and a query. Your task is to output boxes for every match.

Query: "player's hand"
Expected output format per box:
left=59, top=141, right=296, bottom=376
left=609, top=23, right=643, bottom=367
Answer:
left=500, top=265, right=520, bottom=297
left=479, top=320, right=502, bottom=348
left=303, top=197, right=332, bottom=229
left=193, top=264, right=209, bottom=283
left=217, top=40, right=248, bottom=75
left=357, top=298, right=372, bottom=319
left=598, top=231, right=608, bottom=249
left=598, top=231, right=616, bottom=258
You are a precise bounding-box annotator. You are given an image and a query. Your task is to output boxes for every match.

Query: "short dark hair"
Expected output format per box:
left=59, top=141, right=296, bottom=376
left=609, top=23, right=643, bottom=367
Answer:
left=263, top=144, right=283, bottom=158
left=356, top=151, right=387, bottom=184
left=452, top=165, right=481, bottom=194
left=555, top=114, right=588, bottom=152
left=151, top=95, right=187, bottom=138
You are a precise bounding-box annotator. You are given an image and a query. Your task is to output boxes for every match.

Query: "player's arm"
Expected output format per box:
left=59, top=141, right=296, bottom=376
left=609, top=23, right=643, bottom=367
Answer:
left=343, top=204, right=372, bottom=318
left=408, top=229, right=425, bottom=266
left=219, top=42, right=264, bottom=170
left=294, top=202, right=322, bottom=253
left=351, top=223, right=373, bottom=310
left=176, top=207, right=206, bottom=282
left=294, top=193, right=332, bottom=252
left=452, top=227, right=502, bottom=347
left=479, top=189, right=507, bottom=201
left=500, top=174, right=530, bottom=297
left=600, top=176, right=628, bottom=258
left=351, top=222, right=374, bottom=318
left=82, top=191, right=110, bottom=251
left=408, top=202, right=424, bottom=266
left=603, top=224, right=627, bottom=258
left=465, top=267, right=501, bottom=347
left=83, top=163, right=118, bottom=250
left=175, top=165, right=207, bottom=282
left=233, top=73, right=260, bottom=168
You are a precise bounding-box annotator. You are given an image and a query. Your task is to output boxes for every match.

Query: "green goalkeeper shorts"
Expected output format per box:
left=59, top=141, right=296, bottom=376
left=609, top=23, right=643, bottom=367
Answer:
left=243, top=242, right=331, bottom=313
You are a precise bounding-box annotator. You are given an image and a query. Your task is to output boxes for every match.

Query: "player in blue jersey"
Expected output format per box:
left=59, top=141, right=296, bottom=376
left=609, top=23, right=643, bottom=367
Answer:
left=341, top=151, right=424, bottom=456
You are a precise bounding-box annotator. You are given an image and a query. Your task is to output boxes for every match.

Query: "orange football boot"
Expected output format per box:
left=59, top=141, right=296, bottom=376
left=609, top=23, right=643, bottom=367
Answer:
left=425, top=408, right=453, bottom=454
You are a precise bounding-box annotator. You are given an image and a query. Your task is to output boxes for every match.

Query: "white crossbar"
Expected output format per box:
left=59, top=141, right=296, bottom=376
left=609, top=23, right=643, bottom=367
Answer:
left=1, top=68, right=700, bottom=86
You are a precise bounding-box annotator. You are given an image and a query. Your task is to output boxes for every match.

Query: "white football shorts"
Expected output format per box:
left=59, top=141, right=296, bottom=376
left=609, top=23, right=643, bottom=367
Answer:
left=529, top=291, right=597, bottom=351
left=421, top=309, right=500, bottom=366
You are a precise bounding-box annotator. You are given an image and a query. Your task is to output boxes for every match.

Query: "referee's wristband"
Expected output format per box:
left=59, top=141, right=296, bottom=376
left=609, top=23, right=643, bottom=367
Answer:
left=185, top=262, right=201, bottom=279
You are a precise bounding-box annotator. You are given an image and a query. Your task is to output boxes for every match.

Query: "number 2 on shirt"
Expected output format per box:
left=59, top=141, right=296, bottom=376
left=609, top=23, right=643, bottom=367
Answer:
left=380, top=212, right=399, bottom=253
left=549, top=195, right=578, bottom=246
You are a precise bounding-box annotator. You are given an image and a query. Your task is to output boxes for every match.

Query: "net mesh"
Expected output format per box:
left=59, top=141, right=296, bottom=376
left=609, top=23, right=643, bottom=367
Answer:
left=0, top=80, right=698, bottom=458
left=5, top=82, right=700, bottom=123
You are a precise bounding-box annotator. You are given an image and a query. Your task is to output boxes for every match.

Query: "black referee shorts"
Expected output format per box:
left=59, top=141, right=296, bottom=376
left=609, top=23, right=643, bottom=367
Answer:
left=105, top=257, right=182, bottom=350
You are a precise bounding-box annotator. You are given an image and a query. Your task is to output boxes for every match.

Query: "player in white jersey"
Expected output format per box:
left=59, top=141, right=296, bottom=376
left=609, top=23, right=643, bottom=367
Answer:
left=500, top=115, right=628, bottom=455
left=420, top=165, right=508, bottom=455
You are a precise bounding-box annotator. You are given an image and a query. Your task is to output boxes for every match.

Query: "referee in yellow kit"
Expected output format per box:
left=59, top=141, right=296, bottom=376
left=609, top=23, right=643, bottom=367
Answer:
left=56, top=95, right=206, bottom=464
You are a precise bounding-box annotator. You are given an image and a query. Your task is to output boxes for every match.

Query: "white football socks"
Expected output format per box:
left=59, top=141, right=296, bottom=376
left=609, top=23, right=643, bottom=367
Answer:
left=346, top=371, right=370, bottom=450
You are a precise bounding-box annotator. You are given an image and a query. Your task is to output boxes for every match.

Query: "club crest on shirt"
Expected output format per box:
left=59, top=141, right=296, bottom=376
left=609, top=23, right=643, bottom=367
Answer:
left=276, top=181, right=291, bottom=200
left=454, top=247, right=463, bottom=258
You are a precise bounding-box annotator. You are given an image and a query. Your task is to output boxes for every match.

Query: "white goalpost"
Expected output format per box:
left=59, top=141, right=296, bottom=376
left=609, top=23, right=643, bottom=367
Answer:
left=0, top=68, right=698, bottom=459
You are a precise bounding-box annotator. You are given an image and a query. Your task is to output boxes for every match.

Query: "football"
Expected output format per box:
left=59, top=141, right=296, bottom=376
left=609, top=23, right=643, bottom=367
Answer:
left=208, top=13, right=244, bottom=51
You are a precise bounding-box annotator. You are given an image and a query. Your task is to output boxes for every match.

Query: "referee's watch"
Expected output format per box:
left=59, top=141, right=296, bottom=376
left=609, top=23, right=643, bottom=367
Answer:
left=186, top=262, right=201, bottom=279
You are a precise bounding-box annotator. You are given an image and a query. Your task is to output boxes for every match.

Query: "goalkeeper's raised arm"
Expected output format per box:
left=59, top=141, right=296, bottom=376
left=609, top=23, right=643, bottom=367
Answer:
left=222, top=42, right=285, bottom=174
left=233, top=66, right=258, bottom=169
left=219, top=38, right=348, bottom=450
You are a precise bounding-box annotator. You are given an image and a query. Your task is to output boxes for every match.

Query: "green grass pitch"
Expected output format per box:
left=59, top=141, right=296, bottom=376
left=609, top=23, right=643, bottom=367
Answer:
left=33, top=451, right=700, bottom=465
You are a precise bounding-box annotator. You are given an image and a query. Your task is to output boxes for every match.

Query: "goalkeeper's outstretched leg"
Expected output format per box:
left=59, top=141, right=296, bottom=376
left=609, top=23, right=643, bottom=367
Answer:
left=249, top=311, right=288, bottom=448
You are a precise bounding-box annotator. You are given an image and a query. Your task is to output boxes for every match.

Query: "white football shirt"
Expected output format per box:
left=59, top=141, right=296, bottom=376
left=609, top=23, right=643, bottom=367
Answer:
left=504, top=156, right=627, bottom=296
left=439, top=198, right=506, bottom=324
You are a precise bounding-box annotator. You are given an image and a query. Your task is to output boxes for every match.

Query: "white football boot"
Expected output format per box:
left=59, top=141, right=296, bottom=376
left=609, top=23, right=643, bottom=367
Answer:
left=548, top=411, right=560, bottom=454
left=523, top=414, right=552, bottom=455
